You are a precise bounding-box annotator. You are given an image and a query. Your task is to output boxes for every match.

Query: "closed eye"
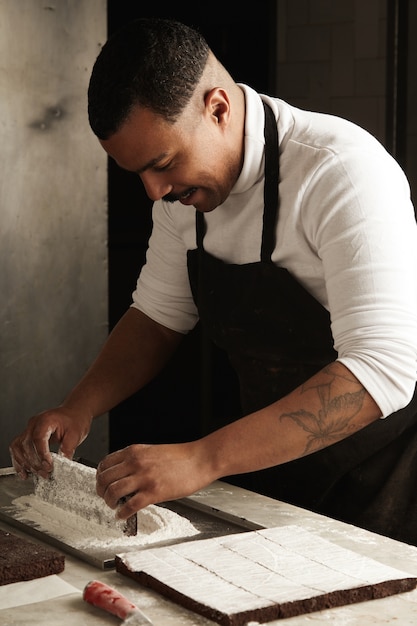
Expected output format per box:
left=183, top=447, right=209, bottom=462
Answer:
left=153, top=161, right=173, bottom=172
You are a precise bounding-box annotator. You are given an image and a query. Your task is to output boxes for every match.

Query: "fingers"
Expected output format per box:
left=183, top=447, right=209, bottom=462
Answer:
left=8, top=446, right=31, bottom=480
left=116, top=491, right=151, bottom=520
left=9, top=407, right=91, bottom=480
left=10, top=442, right=52, bottom=479
left=96, top=446, right=150, bottom=514
left=9, top=420, right=55, bottom=479
left=58, top=436, right=80, bottom=462
left=96, top=442, right=204, bottom=519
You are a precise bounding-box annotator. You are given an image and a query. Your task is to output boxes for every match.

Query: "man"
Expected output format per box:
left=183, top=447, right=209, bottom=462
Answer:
left=10, top=18, right=417, bottom=544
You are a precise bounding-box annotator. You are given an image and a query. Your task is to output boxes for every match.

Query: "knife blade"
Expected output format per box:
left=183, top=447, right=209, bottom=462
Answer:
left=83, top=579, right=153, bottom=625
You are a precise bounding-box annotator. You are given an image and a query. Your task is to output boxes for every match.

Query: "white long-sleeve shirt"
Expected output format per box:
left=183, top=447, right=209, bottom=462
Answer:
left=132, top=84, right=417, bottom=418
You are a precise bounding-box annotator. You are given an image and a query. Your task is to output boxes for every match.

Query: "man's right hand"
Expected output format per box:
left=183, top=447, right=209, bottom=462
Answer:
left=9, top=407, right=92, bottom=480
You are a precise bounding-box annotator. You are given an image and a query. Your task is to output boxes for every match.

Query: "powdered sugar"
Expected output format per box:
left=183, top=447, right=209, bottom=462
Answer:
left=12, top=493, right=198, bottom=550
left=10, top=453, right=198, bottom=551
left=32, top=453, right=136, bottom=535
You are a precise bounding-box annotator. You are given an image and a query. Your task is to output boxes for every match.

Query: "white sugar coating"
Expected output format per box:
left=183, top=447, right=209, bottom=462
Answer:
left=33, top=453, right=132, bottom=535
left=11, top=493, right=199, bottom=549
left=10, top=453, right=198, bottom=550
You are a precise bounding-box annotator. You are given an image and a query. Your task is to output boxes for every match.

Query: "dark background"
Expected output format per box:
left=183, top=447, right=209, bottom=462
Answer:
left=107, top=2, right=278, bottom=451
left=107, top=1, right=413, bottom=454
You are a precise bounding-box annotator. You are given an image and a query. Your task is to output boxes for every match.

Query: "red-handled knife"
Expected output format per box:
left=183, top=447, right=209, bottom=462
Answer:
left=83, top=580, right=153, bottom=625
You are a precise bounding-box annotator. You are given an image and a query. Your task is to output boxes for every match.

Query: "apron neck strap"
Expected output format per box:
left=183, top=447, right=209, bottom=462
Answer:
left=195, top=100, right=280, bottom=261
left=261, top=101, right=280, bottom=262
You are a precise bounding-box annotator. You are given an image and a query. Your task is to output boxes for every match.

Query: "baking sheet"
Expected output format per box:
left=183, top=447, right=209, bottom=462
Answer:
left=0, top=469, right=259, bottom=570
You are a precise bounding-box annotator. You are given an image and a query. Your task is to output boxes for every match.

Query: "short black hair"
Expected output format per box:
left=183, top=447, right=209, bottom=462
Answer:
left=88, top=18, right=210, bottom=139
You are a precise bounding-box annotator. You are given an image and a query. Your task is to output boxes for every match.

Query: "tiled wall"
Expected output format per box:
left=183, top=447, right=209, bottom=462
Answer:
left=275, top=0, right=416, bottom=204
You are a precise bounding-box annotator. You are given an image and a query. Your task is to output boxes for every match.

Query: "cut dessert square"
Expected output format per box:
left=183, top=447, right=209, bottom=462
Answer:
left=0, top=529, right=65, bottom=585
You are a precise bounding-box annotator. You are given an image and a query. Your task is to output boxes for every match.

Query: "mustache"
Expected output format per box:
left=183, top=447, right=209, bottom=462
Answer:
left=163, top=187, right=197, bottom=203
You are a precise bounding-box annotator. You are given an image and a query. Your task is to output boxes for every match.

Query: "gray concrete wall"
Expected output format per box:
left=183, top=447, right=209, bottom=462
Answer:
left=0, top=0, right=108, bottom=466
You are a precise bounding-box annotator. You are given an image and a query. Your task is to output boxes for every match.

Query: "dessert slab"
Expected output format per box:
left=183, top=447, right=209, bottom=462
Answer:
left=115, top=525, right=417, bottom=625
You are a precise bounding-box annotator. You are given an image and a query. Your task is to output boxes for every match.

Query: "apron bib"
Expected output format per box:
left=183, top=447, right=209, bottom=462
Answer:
left=187, top=102, right=417, bottom=544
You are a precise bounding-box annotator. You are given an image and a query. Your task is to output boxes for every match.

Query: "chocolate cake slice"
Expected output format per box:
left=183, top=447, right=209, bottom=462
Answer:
left=0, top=529, right=65, bottom=585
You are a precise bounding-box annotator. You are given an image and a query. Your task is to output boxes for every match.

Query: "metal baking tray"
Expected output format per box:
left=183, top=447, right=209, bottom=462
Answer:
left=0, top=468, right=261, bottom=570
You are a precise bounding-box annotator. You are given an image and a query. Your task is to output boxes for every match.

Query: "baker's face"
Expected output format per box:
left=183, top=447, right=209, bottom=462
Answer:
left=100, top=100, right=242, bottom=213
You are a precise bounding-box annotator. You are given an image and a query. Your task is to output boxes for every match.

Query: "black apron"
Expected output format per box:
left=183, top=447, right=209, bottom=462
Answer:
left=187, top=102, right=417, bottom=545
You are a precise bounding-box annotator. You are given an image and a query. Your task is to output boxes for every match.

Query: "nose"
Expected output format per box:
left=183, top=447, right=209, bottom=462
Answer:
left=140, top=172, right=173, bottom=201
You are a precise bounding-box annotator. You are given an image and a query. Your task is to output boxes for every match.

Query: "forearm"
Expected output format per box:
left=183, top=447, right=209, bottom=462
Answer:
left=200, top=361, right=382, bottom=480
left=62, top=307, right=183, bottom=419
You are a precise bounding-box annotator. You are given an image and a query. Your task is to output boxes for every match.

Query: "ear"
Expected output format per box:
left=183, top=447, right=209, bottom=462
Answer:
left=204, top=88, right=231, bottom=127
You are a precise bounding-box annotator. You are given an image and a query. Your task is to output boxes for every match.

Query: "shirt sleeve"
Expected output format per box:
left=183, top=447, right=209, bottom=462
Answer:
left=304, top=146, right=417, bottom=417
left=131, top=200, right=199, bottom=334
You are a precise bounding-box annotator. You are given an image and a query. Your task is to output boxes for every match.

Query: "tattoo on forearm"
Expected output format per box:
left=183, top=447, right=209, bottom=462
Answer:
left=279, top=365, right=366, bottom=455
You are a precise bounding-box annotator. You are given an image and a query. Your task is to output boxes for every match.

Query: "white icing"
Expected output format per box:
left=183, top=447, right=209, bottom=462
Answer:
left=117, top=526, right=416, bottom=614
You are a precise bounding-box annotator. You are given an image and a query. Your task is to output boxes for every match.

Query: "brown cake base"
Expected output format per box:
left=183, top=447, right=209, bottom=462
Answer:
left=115, top=525, right=417, bottom=626
left=116, top=559, right=416, bottom=626
left=0, top=529, right=65, bottom=586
